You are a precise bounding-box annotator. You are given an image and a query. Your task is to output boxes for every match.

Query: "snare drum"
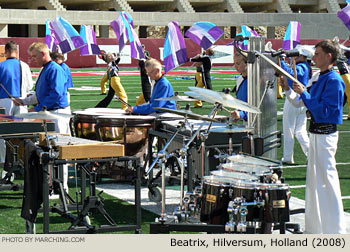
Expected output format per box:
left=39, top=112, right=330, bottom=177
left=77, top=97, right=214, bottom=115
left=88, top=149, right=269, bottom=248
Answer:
left=72, top=108, right=126, bottom=140
left=200, top=176, right=290, bottom=225
left=95, top=115, right=155, bottom=156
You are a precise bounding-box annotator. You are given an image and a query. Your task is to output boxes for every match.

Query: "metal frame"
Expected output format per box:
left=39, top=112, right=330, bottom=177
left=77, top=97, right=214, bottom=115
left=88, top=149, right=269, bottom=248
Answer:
left=29, top=144, right=142, bottom=234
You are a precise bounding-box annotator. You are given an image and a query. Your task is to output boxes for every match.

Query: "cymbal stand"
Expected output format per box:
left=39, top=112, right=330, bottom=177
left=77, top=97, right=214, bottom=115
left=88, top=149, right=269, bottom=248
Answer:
left=146, top=119, right=188, bottom=221
left=178, top=103, right=221, bottom=209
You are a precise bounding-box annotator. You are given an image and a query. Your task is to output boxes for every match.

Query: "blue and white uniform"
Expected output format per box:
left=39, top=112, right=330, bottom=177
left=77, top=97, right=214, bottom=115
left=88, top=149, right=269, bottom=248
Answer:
left=133, top=76, right=176, bottom=114
left=285, top=69, right=346, bottom=234
left=22, top=61, right=71, bottom=134
left=280, top=60, right=310, bottom=163
left=0, top=58, right=33, bottom=162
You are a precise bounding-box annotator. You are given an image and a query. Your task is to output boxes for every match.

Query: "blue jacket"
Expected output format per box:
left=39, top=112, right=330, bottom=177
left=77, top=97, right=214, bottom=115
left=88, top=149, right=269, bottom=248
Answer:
left=133, top=76, right=176, bottom=114
left=0, top=58, right=21, bottom=98
left=300, top=70, right=345, bottom=124
left=235, top=76, right=248, bottom=121
left=35, top=61, right=69, bottom=112
left=281, top=60, right=310, bottom=88
left=60, top=62, right=73, bottom=89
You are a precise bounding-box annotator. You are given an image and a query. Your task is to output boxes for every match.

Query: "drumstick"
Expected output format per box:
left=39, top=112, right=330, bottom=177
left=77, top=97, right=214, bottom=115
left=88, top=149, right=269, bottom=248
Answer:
left=0, top=82, right=16, bottom=101
left=115, top=95, right=131, bottom=108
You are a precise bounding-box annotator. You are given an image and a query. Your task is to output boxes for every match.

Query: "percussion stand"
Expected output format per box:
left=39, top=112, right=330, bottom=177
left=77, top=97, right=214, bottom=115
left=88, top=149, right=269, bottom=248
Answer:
left=177, top=103, right=221, bottom=211
left=146, top=119, right=188, bottom=221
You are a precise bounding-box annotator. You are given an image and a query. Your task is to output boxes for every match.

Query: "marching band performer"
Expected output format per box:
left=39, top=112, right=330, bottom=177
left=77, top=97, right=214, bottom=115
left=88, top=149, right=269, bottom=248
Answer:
left=231, top=52, right=248, bottom=122
left=95, top=53, right=128, bottom=110
left=280, top=47, right=312, bottom=164
left=190, top=48, right=214, bottom=108
left=0, top=41, right=33, bottom=164
left=281, top=40, right=346, bottom=234
left=126, top=59, right=176, bottom=114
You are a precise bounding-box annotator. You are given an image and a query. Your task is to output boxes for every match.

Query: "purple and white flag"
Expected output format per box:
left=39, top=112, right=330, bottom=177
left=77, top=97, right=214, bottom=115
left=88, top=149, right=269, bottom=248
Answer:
left=164, top=21, right=188, bottom=73
left=338, top=4, right=350, bottom=30
left=185, top=22, right=224, bottom=50
left=80, top=25, right=101, bottom=56
left=110, top=12, right=144, bottom=59
left=110, top=15, right=128, bottom=53
left=49, top=16, right=86, bottom=54
left=282, top=21, right=301, bottom=50
left=45, top=20, right=58, bottom=52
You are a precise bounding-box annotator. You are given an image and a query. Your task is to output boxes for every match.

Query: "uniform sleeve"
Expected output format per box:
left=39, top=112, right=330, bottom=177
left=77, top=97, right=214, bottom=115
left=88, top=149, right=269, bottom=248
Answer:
left=285, top=89, right=304, bottom=108
left=301, top=77, right=343, bottom=120
left=133, top=80, right=173, bottom=114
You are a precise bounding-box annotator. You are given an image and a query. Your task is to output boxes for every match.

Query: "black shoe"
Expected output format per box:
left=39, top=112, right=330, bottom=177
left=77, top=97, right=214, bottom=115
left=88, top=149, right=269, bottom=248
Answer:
left=100, top=93, right=106, bottom=95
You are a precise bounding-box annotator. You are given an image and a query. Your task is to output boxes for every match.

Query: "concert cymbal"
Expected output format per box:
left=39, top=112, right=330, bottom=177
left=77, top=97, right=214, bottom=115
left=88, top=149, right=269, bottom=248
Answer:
left=209, top=125, right=254, bottom=133
left=152, top=107, right=218, bottom=122
left=188, top=87, right=261, bottom=114
left=227, top=154, right=279, bottom=167
left=184, top=91, right=217, bottom=104
left=16, top=111, right=73, bottom=120
left=155, top=95, right=196, bottom=102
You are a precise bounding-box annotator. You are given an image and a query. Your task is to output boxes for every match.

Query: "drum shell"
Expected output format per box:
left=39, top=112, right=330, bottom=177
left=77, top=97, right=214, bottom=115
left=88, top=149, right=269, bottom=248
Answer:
left=200, top=176, right=290, bottom=225
left=72, top=113, right=99, bottom=140
left=95, top=116, right=155, bottom=156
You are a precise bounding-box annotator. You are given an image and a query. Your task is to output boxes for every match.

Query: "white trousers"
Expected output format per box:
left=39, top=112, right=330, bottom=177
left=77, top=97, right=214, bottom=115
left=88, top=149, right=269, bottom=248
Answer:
left=0, top=99, right=28, bottom=163
left=51, top=106, right=72, bottom=191
left=305, top=132, right=346, bottom=234
left=282, top=99, right=309, bottom=163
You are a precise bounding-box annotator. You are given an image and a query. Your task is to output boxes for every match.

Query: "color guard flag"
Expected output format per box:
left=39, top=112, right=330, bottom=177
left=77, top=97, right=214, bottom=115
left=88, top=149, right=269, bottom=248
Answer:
left=45, top=20, right=57, bottom=52
left=282, top=21, right=301, bottom=50
left=110, top=12, right=144, bottom=59
left=338, top=4, right=350, bottom=31
left=185, top=22, right=224, bottom=50
left=110, top=15, right=128, bottom=53
left=80, top=25, right=101, bottom=56
left=164, top=21, right=188, bottom=73
left=236, top=25, right=260, bottom=50
left=49, top=16, right=86, bottom=54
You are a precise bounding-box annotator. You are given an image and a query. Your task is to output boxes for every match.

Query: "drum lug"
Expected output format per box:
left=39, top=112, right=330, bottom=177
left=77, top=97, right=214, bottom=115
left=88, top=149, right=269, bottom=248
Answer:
left=228, top=188, right=233, bottom=198
left=219, top=188, right=225, bottom=197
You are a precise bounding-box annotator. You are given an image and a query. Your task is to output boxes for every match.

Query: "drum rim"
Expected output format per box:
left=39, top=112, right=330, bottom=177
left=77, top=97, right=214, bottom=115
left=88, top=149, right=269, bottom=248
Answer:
left=210, top=170, right=258, bottom=181
left=202, top=175, right=289, bottom=190
left=220, top=163, right=273, bottom=175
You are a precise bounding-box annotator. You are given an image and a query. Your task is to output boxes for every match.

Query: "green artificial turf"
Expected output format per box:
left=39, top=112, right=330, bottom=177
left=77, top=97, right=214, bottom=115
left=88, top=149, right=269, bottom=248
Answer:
left=0, top=67, right=349, bottom=234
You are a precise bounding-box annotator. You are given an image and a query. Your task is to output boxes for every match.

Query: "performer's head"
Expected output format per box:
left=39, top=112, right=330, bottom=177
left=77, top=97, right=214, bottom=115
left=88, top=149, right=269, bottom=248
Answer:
left=50, top=52, right=65, bottom=64
left=145, top=58, right=162, bottom=81
left=313, top=40, right=341, bottom=71
left=205, top=48, right=214, bottom=56
left=234, top=52, right=247, bottom=77
left=5, top=41, right=18, bottom=58
left=28, top=42, right=51, bottom=66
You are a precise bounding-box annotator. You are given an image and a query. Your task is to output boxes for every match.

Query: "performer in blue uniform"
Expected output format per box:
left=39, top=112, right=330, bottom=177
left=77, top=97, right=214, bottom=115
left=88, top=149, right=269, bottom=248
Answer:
left=50, top=52, right=73, bottom=105
left=231, top=52, right=248, bottom=121
left=14, top=42, right=71, bottom=193
left=280, top=47, right=312, bottom=164
left=14, top=42, right=70, bottom=133
left=285, top=39, right=346, bottom=234
left=126, top=59, right=176, bottom=114
left=0, top=40, right=33, bottom=163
